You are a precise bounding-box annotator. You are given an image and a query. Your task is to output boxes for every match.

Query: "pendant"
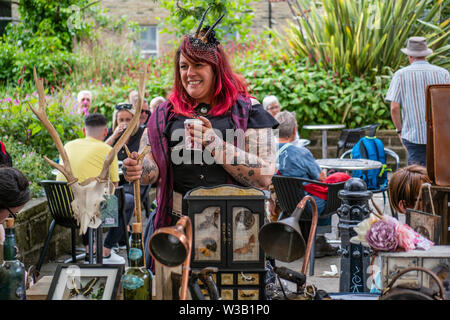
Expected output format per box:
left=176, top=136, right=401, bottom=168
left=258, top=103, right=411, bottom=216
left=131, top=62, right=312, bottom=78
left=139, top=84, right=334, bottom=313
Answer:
left=196, top=103, right=210, bottom=116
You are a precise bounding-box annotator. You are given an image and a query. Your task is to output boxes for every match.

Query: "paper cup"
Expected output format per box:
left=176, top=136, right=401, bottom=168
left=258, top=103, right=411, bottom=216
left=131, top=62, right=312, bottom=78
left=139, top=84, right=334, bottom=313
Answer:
left=184, top=118, right=203, bottom=150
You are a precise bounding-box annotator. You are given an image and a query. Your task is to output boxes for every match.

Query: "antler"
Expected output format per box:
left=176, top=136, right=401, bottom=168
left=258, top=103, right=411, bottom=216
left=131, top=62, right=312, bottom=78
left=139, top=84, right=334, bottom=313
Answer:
left=28, top=68, right=78, bottom=185
left=97, top=68, right=147, bottom=182
left=194, top=5, right=212, bottom=38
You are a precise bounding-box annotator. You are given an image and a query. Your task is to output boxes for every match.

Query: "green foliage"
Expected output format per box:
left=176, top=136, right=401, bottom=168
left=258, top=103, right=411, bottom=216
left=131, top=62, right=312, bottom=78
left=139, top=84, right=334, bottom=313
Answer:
left=158, top=0, right=257, bottom=44
left=1, top=136, right=53, bottom=198
left=0, top=93, right=84, bottom=161
left=228, top=38, right=393, bottom=131
left=0, top=0, right=140, bottom=85
left=282, top=0, right=449, bottom=79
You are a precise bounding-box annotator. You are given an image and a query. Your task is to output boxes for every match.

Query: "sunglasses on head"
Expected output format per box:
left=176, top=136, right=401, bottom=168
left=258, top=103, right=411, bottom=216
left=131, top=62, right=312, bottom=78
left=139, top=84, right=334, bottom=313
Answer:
left=115, top=103, right=133, bottom=111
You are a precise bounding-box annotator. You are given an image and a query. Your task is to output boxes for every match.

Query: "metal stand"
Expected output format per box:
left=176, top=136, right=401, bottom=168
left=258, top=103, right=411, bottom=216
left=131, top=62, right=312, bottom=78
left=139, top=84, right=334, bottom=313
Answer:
left=337, top=178, right=372, bottom=293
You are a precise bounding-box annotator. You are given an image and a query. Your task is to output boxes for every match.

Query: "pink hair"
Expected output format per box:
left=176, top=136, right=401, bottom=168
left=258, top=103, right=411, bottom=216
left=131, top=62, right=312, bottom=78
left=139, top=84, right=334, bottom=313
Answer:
left=169, top=36, right=249, bottom=117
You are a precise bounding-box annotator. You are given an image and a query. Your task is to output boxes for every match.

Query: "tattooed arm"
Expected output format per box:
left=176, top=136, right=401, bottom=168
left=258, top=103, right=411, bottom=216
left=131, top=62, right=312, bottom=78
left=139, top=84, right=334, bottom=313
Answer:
left=213, top=127, right=277, bottom=190
left=122, top=128, right=159, bottom=185
left=194, top=120, right=276, bottom=189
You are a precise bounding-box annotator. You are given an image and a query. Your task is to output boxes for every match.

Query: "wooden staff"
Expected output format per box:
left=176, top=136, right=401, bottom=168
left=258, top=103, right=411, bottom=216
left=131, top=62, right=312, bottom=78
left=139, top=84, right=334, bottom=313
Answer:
left=124, top=144, right=150, bottom=265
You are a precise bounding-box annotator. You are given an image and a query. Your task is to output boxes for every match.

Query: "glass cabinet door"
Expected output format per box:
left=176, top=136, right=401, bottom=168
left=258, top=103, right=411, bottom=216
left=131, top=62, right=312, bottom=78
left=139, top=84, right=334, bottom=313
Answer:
left=193, top=206, right=222, bottom=264
left=231, top=206, right=260, bottom=263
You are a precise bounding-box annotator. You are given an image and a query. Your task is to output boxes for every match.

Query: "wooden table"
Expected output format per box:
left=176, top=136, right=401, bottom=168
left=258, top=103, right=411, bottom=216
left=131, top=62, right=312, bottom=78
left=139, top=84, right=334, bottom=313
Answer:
left=303, top=124, right=345, bottom=158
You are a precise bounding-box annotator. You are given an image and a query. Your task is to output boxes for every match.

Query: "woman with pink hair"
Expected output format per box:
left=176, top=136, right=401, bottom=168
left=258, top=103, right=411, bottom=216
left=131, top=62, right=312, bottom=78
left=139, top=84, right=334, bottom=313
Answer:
left=122, top=10, right=278, bottom=269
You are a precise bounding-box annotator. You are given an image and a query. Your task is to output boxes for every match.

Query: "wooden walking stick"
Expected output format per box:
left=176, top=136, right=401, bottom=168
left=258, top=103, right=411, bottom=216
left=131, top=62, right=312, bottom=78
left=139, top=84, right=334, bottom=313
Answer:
left=124, top=144, right=150, bottom=266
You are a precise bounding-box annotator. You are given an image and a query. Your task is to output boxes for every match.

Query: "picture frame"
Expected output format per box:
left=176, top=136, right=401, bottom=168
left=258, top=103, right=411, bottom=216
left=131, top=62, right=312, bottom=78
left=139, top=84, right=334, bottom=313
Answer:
left=46, top=264, right=124, bottom=300
left=405, top=208, right=441, bottom=244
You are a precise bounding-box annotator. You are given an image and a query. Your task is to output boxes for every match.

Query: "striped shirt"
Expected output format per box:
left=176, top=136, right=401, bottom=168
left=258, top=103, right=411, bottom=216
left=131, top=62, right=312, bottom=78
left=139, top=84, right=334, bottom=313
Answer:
left=385, top=61, right=450, bottom=144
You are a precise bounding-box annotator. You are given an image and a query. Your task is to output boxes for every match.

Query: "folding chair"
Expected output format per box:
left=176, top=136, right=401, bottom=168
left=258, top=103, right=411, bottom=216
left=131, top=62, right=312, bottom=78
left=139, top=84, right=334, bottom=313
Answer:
left=35, top=181, right=87, bottom=276
left=336, top=123, right=380, bottom=157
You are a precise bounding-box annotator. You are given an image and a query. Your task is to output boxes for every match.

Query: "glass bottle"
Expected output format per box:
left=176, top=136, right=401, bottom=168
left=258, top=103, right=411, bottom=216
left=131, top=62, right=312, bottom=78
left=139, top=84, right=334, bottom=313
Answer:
left=122, top=223, right=152, bottom=300
left=0, top=218, right=26, bottom=300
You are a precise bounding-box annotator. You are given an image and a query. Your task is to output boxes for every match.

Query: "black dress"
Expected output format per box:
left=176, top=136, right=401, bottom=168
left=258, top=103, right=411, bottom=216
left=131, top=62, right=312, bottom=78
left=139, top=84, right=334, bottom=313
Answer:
left=163, top=104, right=278, bottom=197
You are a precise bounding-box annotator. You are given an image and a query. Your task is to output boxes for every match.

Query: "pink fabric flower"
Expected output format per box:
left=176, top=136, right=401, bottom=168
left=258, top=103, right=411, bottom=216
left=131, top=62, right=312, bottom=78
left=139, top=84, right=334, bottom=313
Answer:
left=365, top=220, right=398, bottom=251
left=396, top=223, right=417, bottom=251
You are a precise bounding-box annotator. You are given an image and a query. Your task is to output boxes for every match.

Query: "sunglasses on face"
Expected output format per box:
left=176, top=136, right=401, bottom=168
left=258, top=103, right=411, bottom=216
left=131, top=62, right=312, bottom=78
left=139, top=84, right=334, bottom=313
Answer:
left=142, top=110, right=151, bottom=115
left=115, top=103, right=133, bottom=111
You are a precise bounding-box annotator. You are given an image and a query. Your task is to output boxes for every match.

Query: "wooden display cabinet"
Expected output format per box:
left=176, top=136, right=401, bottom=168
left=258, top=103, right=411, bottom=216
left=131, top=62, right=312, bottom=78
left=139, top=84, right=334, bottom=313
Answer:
left=184, top=185, right=266, bottom=270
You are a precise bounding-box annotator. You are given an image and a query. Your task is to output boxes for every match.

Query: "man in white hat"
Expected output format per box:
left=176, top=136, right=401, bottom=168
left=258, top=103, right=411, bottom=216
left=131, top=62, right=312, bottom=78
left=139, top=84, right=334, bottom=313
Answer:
left=385, top=36, right=449, bottom=166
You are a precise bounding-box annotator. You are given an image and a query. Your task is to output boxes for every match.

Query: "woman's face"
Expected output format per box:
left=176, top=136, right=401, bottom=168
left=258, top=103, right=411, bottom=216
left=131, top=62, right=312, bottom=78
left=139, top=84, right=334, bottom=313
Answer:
left=117, top=110, right=133, bottom=127
left=179, top=53, right=214, bottom=104
left=267, top=102, right=281, bottom=117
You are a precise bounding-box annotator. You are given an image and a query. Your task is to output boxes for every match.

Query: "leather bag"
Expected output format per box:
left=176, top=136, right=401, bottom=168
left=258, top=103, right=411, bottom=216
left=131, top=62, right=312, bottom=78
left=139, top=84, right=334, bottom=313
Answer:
left=380, top=267, right=446, bottom=300
left=426, top=84, right=450, bottom=186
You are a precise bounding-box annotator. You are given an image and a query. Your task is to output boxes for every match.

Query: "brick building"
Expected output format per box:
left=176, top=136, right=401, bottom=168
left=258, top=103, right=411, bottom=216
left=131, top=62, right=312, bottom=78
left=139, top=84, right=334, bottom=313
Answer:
left=100, top=0, right=292, bottom=55
left=6, top=1, right=293, bottom=55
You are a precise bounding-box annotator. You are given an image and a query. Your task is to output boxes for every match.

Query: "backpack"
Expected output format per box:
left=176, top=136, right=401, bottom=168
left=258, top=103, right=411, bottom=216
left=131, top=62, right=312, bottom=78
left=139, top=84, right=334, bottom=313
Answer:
left=350, top=136, right=390, bottom=190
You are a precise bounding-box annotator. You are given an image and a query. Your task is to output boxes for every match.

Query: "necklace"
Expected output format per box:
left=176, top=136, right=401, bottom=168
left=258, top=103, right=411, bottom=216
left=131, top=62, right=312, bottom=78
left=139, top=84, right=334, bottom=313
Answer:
left=195, top=103, right=210, bottom=117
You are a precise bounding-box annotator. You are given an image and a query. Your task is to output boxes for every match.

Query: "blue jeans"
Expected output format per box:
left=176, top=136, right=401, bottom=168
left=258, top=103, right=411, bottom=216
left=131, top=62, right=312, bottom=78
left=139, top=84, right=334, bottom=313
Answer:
left=402, top=139, right=426, bottom=167
left=306, top=194, right=330, bottom=227
left=103, top=192, right=135, bottom=249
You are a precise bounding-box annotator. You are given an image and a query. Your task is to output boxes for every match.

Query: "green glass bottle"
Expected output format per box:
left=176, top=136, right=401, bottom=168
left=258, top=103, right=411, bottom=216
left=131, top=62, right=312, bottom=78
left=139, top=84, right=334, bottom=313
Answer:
left=0, top=218, right=26, bottom=300
left=122, top=223, right=152, bottom=300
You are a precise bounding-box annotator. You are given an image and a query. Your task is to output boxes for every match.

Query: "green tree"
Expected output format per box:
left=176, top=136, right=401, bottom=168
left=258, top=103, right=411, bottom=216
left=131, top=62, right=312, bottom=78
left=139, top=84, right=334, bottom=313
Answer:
left=158, top=0, right=257, bottom=44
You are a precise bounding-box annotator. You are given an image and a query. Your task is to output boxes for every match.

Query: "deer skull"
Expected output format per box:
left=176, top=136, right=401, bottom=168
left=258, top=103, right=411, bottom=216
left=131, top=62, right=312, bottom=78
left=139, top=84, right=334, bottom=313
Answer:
left=30, top=68, right=147, bottom=235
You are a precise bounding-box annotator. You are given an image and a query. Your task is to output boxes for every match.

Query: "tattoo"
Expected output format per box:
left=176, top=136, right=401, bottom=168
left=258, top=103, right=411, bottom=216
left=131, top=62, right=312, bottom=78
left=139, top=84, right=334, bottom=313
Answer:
left=139, top=129, right=151, bottom=154
left=140, top=157, right=157, bottom=183
left=235, top=173, right=257, bottom=187
left=248, top=170, right=254, bottom=177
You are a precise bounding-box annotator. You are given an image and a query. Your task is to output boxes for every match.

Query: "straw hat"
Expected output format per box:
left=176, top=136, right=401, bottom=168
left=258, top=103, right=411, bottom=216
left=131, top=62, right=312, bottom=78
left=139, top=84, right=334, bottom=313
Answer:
left=401, top=36, right=433, bottom=57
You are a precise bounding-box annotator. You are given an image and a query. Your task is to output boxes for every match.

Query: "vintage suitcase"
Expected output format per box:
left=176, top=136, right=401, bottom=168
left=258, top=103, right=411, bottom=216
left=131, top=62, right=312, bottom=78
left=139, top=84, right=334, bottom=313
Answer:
left=195, top=268, right=267, bottom=300
left=425, top=84, right=450, bottom=186
left=379, top=246, right=450, bottom=300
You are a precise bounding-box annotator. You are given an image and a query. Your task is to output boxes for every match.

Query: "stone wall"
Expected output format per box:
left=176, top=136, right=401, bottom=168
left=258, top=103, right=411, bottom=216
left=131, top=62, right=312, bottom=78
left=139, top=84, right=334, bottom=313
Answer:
left=304, top=129, right=407, bottom=168
left=0, top=198, right=76, bottom=268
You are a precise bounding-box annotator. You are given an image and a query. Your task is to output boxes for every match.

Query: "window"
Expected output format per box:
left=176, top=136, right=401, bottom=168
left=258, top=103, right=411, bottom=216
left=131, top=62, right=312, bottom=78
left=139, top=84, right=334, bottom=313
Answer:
left=0, top=1, right=12, bottom=36
left=138, top=25, right=158, bottom=57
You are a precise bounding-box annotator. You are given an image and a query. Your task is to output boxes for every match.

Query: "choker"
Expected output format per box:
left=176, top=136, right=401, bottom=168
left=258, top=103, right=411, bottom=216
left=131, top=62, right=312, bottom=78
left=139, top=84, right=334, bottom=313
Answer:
left=195, top=103, right=210, bottom=117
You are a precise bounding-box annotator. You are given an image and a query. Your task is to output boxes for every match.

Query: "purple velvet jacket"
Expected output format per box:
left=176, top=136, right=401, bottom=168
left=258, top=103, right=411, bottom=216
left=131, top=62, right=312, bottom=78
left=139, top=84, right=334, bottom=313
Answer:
left=147, top=94, right=253, bottom=230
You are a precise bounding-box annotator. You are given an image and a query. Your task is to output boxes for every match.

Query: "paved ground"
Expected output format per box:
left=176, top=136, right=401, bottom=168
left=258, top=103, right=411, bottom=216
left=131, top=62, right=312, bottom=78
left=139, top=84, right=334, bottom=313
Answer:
left=37, top=189, right=398, bottom=298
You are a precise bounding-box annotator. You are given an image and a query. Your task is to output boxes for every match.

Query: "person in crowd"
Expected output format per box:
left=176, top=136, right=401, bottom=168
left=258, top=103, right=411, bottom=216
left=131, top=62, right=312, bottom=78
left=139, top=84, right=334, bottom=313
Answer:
left=56, top=113, right=126, bottom=264
left=388, top=164, right=432, bottom=214
left=149, top=96, right=166, bottom=114
left=129, top=90, right=151, bottom=126
left=77, top=90, right=93, bottom=114
left=105, top=102, right=146, bottom=160
left=104, top=102, right=148, bottom=250
left=0, top=167, right=30, bottom=243
left=275, top=111, right=344, bottom=257
left=122, top=14, right=279, bottom=270
left=263, top=95, right=308, bottom=148
left=386, top=36, right=450, bottom=166
left=262, top=95, right=281, bottom=118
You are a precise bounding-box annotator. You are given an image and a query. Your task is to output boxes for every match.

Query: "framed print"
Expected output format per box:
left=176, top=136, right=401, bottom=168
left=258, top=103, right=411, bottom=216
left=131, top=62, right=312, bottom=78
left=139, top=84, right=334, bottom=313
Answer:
left=405, top=208, right=441, bottom=243
left=46, top=264, right=124, bottom=300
